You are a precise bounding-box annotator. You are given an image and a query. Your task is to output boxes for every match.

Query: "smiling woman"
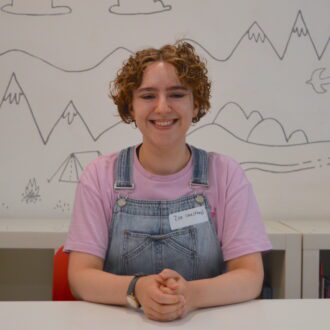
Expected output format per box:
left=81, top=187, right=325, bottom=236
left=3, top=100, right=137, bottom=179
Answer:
left=64, top=42, right=272, bottom=322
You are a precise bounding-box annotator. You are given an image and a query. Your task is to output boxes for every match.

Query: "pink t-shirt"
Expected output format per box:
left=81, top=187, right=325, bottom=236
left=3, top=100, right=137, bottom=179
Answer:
left=65, top=146, right=271, bottom=261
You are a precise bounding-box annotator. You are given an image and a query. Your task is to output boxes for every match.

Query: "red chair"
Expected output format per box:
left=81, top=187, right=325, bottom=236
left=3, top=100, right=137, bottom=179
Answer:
left=53, top=245, right=76, bottom=300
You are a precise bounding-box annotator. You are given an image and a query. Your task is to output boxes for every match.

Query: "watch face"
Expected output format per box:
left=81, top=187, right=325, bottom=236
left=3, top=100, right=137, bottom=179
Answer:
left=127, top=294, right=140, bottom=309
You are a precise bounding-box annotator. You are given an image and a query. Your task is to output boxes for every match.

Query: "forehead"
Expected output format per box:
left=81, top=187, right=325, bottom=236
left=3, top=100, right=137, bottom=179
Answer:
left=140, top=61, right=182, bottom=86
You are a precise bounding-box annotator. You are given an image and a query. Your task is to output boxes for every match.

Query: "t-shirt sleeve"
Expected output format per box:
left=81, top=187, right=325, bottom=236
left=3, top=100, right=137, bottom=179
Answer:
left=64, top=162, right=110, bottom=259
left=221, top=159, right=272, bottom=261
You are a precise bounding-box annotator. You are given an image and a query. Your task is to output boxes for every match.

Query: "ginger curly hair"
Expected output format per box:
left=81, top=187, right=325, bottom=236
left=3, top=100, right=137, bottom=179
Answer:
left=110, top=42, right=211, bottom=123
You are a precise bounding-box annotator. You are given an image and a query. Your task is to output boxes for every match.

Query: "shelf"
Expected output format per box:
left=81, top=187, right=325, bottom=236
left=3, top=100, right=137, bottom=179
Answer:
left=280, top=219, right=330, bottom=298
left=264, top=220, right=301, bottom=298
left=0, top=219, right=69, bottom=249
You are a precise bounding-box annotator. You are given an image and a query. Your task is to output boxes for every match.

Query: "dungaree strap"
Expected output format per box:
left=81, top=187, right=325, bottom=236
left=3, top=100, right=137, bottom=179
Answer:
left=190, top=146, right=209, bottom=187
left=114, top=147, right=134, bottom=190
left=114, top=145, right=209, bottom=189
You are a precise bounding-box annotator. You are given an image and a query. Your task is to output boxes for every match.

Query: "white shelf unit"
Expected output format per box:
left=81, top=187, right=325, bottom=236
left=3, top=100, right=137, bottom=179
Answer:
left=0, top=219, right=69, bottom=300
left=0, top=218, right=69, bottom=249
left=280, top=219, right=330, bottom=298
left=0, top=219, right=301, bottom=300
left=264, top=220, right=301, bottom=299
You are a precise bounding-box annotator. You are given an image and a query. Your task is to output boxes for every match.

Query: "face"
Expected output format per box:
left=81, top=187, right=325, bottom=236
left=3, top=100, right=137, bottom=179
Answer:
left=131, top=61, right=198, bottom=150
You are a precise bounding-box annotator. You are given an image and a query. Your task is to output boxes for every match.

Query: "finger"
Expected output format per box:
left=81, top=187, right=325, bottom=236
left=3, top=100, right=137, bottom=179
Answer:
left=165, top=278, right=179, bottom=290
left=145, top=304, right=185, bottom=322
left=152, top=289, right=183, bottom=305
left=159, top=284, right=175, bottom=295
left=159, top=268, right=181, bottom=281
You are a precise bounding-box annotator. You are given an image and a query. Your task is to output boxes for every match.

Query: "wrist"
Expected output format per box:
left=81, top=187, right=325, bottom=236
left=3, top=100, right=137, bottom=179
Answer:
left=186, top=281, right=198, bottom=312
left=126, top=274, right=145, bottom=309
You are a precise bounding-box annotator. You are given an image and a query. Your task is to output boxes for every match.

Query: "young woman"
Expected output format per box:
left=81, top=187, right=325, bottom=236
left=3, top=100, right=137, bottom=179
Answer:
left=65, top=42, right=271, bottom=322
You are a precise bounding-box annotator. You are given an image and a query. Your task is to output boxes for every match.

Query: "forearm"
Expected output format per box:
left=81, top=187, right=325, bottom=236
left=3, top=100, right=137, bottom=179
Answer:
left=188, top=267, right=263, bottom=310
left=68, top=254, right=133, bottom=306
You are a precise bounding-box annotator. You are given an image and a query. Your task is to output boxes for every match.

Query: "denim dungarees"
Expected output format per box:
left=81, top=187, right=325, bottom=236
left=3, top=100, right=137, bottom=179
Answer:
left=103, top=146, right=225, bottom=280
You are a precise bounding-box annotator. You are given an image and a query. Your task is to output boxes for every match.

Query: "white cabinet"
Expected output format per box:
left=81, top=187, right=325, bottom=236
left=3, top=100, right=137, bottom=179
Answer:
left=280, top=219, right=330, bottom=298
left=264, top=220, right=301, bottom=298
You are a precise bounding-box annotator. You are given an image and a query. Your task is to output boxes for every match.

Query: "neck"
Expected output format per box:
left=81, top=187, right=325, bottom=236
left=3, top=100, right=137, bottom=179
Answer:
left=138, top=143, right=191, bottom=175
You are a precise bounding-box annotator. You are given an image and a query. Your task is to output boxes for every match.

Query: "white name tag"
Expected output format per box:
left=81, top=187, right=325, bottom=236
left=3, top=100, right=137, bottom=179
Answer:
left=169, top=206, right=208, bottom=230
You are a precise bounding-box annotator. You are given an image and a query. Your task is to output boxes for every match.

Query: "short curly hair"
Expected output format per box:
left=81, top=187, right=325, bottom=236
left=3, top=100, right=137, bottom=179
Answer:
left=110, top=42, right=211, bottom=123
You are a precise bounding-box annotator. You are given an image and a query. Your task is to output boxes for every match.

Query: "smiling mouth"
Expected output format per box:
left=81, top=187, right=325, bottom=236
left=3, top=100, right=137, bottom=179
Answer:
left=150, top=119, right=178, bottom=128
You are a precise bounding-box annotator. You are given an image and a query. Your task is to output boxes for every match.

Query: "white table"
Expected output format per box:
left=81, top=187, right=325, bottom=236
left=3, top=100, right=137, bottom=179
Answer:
left=0, top=300, right=329, bottom=330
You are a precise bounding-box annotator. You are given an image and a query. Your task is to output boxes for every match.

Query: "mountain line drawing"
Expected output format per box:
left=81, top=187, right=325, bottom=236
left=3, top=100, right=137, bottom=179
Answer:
left=0, top=73, right=122, bottom=145
left=109, top=0, right=171, bottom=15
left=0, top=10, right=328, bottom=72
left=182, top=10, right=329, bottom=61
left=188, top=101, right=329, bottom=147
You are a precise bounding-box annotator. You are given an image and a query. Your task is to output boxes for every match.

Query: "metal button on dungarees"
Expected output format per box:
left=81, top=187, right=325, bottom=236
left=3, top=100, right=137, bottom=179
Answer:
left=117, top=198, right=126, bottom=207
left=195, top=195, right=204, bottom=205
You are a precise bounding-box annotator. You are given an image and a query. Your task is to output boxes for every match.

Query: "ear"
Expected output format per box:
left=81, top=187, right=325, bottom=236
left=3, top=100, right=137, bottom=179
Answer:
left=128, top=104, right=135, bottom=121
left=193, top=101, right=199, bottom=119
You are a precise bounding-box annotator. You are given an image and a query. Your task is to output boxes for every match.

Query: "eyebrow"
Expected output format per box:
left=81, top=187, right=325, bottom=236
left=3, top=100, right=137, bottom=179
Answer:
left=136, top=85, right=189, bottom=93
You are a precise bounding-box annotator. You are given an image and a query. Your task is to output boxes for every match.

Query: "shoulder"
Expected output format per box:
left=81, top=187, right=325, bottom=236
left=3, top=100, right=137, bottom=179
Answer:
left=208, top=151, right=246, bottom=183
left=79, top=151, right=120, bottom=190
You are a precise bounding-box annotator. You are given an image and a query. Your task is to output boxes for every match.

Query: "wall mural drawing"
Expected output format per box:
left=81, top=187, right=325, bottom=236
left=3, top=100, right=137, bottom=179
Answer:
left=1, top=0, right=72, bottom=16
left=307, top=68, right=330, bottom=94
left=109, top=0, right=171, bottom=15
left=0, top=1, right=329, bottom=219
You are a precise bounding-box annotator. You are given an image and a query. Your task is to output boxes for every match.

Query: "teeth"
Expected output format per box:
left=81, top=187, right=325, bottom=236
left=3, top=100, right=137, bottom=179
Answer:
left=153, top=120, right=174, bottom=127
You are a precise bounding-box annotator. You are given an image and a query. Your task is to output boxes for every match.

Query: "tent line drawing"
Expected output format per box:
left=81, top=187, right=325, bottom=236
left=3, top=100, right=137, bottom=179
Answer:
left=48, top=151, right=101, bottom=183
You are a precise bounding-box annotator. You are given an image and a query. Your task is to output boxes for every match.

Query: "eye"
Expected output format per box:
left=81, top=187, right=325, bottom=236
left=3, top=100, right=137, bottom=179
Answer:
left=170, top=93, right=185, bottom=98
left=140, top=94, right=155, bottom=100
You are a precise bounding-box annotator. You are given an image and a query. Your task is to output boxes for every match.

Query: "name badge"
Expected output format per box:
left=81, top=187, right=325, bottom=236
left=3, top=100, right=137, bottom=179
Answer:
left=169, top=206, right=208, bottom=230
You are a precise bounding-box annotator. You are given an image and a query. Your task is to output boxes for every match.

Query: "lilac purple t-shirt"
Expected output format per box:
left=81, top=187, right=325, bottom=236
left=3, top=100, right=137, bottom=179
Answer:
left=65, top=146, right=271, bottom=262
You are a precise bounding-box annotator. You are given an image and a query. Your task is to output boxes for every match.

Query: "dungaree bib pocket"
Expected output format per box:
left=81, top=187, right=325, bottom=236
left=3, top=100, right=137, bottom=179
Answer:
left=122, top=226, right=198, bottom=280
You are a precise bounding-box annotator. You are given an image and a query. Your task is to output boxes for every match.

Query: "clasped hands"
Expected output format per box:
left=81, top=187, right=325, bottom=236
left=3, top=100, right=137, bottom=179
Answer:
left=134, top=269, right=194, bottom=322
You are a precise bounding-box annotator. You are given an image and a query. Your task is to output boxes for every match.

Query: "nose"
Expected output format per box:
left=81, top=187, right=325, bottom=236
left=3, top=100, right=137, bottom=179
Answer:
left=155, top=95, right=171, bottom=114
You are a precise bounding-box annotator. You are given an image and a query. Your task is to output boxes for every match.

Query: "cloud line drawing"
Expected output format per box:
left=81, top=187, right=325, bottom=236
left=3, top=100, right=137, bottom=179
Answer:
left=109, top=0, right=171, bottom=15
left=306, top=68, right=330, bottom=94
left=1, top=0, right=71, bottom=16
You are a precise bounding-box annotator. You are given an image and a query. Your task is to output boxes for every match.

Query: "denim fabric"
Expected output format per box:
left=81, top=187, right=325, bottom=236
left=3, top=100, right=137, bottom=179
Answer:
left=103, top=146, right=224, bottom=280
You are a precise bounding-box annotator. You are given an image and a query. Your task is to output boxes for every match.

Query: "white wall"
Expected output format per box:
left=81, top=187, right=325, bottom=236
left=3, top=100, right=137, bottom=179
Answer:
left=0, top=0, right=329, bottom=220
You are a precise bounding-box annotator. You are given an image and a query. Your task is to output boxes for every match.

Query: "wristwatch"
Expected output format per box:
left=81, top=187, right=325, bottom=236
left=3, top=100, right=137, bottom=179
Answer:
left=126, top=274, right=145, bottom=309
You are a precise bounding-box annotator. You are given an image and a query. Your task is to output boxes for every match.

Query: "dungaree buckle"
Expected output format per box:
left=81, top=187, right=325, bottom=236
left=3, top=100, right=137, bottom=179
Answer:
left=114, top=183, right=135, bottom=191
left=189, top=181, right=209, bottom=189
